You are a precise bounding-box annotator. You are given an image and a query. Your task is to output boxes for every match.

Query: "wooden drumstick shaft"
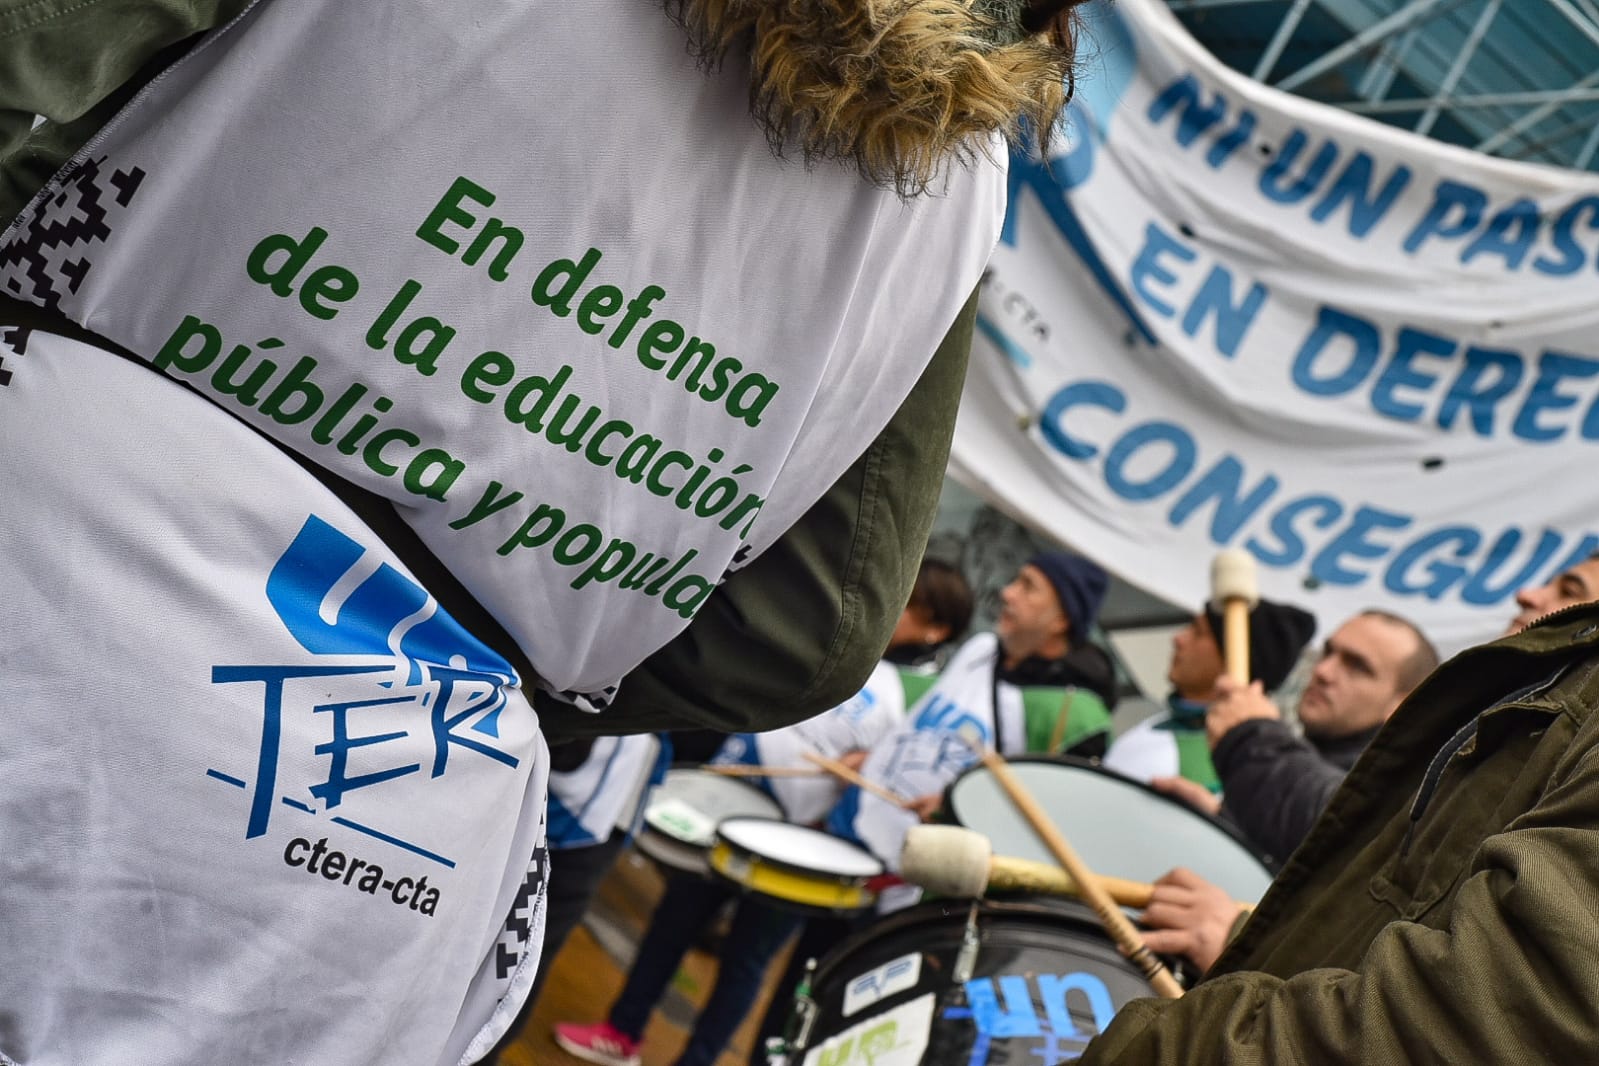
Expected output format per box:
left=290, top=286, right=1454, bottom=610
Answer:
left=988, top=854, right=1156, bottom=907
left=981, top=750, right=1184, bottom=999
left=705, top=764, right=828, bottom=778
left=1223, top=596, right=1250, bottom=686
left=987, top=855, right=1252, bottom=912
left=1212, top=549, right=1257, bottom=687
left=803, top=752, right=916, bottom=811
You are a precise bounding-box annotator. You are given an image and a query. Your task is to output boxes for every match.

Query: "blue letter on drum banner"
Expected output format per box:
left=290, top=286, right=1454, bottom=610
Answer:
left=948, top=971, right=1115, bottom=1064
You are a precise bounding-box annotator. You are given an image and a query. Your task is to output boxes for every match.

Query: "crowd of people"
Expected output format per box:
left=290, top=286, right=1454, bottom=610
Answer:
left=544, top=550, right=1113, bottom=1065
left=1, top=1, right=1088, bottom=1063
left=512, top=548, right=1599, bottom=1066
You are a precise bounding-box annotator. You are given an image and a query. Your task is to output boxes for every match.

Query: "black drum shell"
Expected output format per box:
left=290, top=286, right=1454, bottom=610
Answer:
left=795, top=897, right=1154, bottom=1065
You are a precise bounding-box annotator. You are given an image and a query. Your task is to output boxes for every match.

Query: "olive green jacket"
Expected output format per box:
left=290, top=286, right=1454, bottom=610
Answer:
left=0, top=0, right=973, bottom=742
left=1083, top=602, right=1599, bottom=1063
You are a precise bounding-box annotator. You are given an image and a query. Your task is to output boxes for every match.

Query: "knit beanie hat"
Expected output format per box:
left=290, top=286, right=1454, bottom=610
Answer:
left=1027, top=552, right=1109, bottom=639
left=1204, top=598, right=1317, bottom=692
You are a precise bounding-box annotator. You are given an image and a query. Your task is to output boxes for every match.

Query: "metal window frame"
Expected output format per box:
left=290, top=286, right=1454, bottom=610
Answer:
left=1166, top=0, right=1599, bottom=171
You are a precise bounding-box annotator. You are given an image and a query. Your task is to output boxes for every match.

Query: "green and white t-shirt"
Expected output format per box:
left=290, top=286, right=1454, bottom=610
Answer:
left=1103, top=702, right=1222, bottom=792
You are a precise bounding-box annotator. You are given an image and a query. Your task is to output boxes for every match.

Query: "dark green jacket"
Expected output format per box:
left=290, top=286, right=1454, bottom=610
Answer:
left=0, top=0, right=974, bottom=743
left=1083, top=602, right=1599, bottom=1063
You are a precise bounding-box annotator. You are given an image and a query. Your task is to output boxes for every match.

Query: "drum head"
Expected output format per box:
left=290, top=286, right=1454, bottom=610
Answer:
left=635, top=766, right=783, bottom=876
left=710, top=817, right=882, bottom=917
left=642, top=767, right=783, bottom=847
left=798, top=898, right=1152, bottom=1065
left=947, top=756, right=1275, bottom=904
left=717, top=818, right=883, bottom=879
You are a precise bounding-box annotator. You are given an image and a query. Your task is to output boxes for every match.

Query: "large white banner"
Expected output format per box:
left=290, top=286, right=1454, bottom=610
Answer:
left=956, top=0, right=1599, bottom=655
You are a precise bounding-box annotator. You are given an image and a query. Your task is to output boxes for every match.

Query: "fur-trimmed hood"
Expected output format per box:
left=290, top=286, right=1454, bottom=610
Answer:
left=664, top=0, right=1088, bottom=195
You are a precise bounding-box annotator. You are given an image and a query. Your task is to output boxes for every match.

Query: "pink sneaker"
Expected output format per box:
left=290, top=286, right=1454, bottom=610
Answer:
left=552, top=1021, right=642, bottom=1066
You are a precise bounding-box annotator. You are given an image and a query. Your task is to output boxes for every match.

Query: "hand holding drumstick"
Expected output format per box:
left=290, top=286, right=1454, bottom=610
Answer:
left=979, top=749, right=1185, bottom=998
left=1140, top=867, right=1250, bottom=975
left=802, top=751, right=918, bottom=811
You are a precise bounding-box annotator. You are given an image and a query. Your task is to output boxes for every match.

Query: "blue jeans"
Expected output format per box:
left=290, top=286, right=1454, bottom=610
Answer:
left=609, top=874, right=802, bottom=1066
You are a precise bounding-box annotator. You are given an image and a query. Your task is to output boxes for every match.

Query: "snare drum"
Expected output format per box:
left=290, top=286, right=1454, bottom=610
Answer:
left=785, top=898, right=1152, bottom=1065
left=635, top=766, right=783, bottom=876
left=946, top=756, right=1275, bottom=904
left=708, top=817, right=885, bottom=918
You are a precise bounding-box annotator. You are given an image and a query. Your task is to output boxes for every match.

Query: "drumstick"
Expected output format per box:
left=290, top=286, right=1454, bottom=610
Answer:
left=802, top=752, right=916, bottom=811
left=980, top=749, right=1185, bottom=999
left=900, top=824, right=1255, bottom=911
left=1212, top=549, right=1257, bottom=686
left=705, top=764, right=828, bottom=778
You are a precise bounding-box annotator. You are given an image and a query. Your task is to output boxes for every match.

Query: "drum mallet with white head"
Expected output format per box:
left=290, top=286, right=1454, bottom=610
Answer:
left=1211, top=549, right=1258, bottom=685
left=900, top=825, right=1158, bottom=907
left=901, top=824, right=1252, bottom=910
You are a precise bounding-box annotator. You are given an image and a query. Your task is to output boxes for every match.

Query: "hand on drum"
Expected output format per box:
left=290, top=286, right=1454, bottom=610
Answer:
left=1139, top=867, right=1246, bottom=974
left=1150, top=775, right=1222, bottom=818
left=1205, top=674, right=1280, bottom=748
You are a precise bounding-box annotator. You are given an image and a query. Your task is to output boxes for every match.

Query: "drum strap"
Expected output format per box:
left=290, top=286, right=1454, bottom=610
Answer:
left=989, top=655, right=1009, bottom=756
left=1047, top=691, right=1075, bottom=753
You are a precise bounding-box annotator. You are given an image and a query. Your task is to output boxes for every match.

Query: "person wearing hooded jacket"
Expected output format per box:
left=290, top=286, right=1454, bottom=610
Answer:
left=0, top=2, right=1091, bottom=1063
left=1080, top=598, right=1599, bottom=1064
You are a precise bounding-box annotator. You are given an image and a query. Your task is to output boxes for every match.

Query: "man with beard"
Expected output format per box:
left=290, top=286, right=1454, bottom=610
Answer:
left=1086, top=568, right=1599, bottom=1064
left=1154, top=610, right=1438, bottom=865
left=1505, top=552, right=1599, bottom=636
left=826, top=551, right=1118, bottom=873
left=729, top=553, right=1115, bottom=1063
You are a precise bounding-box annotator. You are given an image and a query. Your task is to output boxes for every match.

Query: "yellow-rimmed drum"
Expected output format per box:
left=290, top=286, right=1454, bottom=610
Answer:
left=636, top=767, right=783, bottom=877
left=708, top=817, right=885, bottom=917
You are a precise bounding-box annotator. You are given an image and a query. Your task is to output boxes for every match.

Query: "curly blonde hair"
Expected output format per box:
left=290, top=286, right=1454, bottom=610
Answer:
left=665, top=0, right=1087, bottom=196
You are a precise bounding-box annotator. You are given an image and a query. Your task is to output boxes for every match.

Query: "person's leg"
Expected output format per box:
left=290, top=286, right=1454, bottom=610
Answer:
left=607, top=873, right=733, bottom=1041
left=555, top=871, right=734, bottom=1066
left=674, top=899, right=803, bottom=1066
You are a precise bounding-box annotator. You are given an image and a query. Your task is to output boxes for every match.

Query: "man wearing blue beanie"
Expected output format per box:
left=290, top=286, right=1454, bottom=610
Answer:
left=1000, top=551, right=1119, bottom=724
left=826, top=550, right=1120, bottom=878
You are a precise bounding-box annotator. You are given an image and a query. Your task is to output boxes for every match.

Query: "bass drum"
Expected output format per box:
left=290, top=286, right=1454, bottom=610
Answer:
left=946, top=755, right=1276, bottom=904
left=786, top=898, right=1153, bottom=1066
